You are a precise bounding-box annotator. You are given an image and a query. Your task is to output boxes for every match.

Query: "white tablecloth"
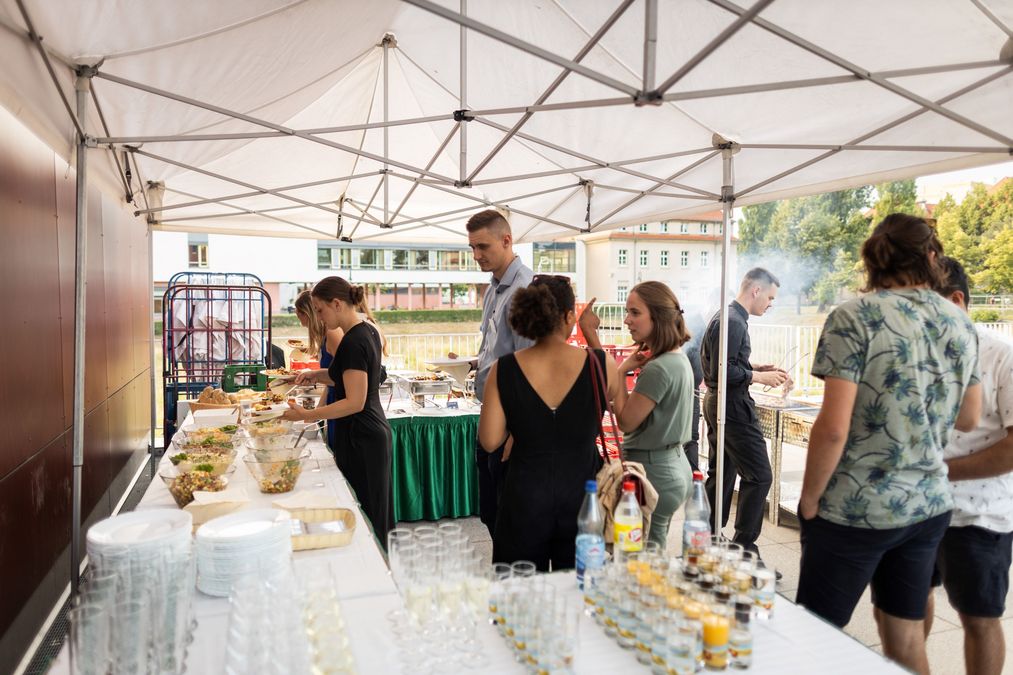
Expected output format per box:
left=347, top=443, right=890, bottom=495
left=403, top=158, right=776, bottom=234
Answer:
left=50, top=409, right=905, bottom=674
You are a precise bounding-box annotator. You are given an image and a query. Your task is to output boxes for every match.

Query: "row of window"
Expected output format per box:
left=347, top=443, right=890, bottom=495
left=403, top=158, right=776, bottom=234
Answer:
left=317, top=246, right=481, bottom=271
left=620, top=222, right=723, bottom=235
left=617, top=249, right=709, bottom=268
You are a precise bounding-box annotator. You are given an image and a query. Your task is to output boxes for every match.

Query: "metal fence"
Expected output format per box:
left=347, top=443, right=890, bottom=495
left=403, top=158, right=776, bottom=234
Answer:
left=384, top=319, right=1012, bottom=395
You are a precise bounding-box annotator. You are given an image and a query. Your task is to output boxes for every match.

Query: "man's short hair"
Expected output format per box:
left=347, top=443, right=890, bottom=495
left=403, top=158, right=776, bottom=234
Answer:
left=934, top=256, right=971, bottom=308
left=741, top=267, right=780, bottom=290
left=466, top=209, right=511, bottom=235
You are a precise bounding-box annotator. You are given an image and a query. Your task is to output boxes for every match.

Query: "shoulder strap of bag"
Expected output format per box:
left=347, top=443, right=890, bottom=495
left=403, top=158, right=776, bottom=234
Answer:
left=587, top=348, right=625, bottom=464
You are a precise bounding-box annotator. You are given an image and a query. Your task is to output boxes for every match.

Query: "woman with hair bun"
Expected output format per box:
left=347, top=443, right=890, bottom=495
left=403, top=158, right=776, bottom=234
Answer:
left=796, top=213, right=981, bottom=671
left=285, top=276, right=393, bottom=543
left=294, top=289, right=343, bottom=446
left=479, top=275, right=621, bottom=570
left=580, top=280, right=695, bottom=550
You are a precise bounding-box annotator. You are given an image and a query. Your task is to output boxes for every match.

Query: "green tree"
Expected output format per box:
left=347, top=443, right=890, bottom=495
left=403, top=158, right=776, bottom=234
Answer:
left=872, top=180, right=923, bottom=219
left=935, top=178, right=1013, bottom=294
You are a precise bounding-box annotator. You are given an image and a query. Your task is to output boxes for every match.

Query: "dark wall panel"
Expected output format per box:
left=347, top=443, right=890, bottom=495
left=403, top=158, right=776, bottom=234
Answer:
left=0, top=122, right=65, bottom=478
left=0, top=110, right=153, bottom=675
left=0, top=433, right=70, bottom=640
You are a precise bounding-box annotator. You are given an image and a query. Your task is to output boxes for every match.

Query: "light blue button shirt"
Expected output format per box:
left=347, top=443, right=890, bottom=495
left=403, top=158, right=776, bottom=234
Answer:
left=475, top=257, right=534, bottom=401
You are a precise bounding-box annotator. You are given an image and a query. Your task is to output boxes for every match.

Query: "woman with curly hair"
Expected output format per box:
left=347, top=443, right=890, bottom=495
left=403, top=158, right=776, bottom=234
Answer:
left=796, top=213, right=982, bottom=673
left=479, top=275, right=620, bottom=570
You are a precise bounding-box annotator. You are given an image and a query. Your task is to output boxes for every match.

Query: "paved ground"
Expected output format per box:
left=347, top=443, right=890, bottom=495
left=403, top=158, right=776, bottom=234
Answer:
left=397, top=507, right=1013, bottom=674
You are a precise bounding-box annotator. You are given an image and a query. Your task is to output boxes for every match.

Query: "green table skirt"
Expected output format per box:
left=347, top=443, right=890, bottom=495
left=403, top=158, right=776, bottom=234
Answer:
left=389, top=414, right=480, bottom=522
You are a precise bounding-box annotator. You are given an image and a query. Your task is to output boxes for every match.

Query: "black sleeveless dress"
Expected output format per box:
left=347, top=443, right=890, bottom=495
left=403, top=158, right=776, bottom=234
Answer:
left=492, top=349, right=606, bottom=571
left=328, top=321, right=394, bottom=545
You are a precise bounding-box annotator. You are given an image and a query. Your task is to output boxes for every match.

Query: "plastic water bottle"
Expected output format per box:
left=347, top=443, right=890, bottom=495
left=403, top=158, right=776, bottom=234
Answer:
left=575, top=480, right=605, bottom=589
left=614, top=480, right=644, bottom=559
left=682, top=470, right=711, bottom=564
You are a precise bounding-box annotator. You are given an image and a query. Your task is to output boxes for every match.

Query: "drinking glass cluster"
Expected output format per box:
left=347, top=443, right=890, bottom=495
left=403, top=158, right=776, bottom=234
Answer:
left=583, top=539, right=776, bottom=673
left=386, top=524, right=490, bottom=672
left=488, top=561, right=582, bottom=674
left=74, top=526, right=196, bottom=675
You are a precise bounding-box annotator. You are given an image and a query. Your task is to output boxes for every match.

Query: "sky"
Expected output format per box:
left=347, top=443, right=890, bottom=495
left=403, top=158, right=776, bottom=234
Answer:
left=916, top=159, right=1013, bottom=203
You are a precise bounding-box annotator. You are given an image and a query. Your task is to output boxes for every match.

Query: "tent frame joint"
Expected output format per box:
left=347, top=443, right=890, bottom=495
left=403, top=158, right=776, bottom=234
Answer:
left=453, top=109, right=474, bottom=122
left=454, top=179, right=472, bottom=188
left=633, top=90, right=663, bottom=107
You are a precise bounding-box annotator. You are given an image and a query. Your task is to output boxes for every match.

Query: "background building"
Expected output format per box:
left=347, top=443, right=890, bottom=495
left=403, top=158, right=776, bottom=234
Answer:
left=578, top=211, right=737, bottom=310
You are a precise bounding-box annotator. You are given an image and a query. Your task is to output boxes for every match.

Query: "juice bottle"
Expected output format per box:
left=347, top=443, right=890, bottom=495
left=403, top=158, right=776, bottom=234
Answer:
left=614, top=480, right=644, bottom=560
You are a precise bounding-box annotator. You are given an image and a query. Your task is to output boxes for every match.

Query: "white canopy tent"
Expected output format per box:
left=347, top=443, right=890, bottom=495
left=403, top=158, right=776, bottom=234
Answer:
left=1, top=0, right=1011, bottom=593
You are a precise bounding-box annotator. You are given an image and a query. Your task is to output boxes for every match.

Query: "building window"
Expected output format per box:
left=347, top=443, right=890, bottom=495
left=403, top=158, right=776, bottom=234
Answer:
left=700, top=223, right=708, bottom=234
left=412, top=250, right=430, bottom=270
left=187, top=233, right=208, bottom=269
left=680, top=250, right=689, bottom=267
left=700, top=251, right=709, bottom=268
left=618, top=249, right=628, bottom=266
left=639, top=223, right=649, bottom=233
left=639, top=250, right=649, bottom=267
left=660, top=250, right=669, bottom=268
left=680, top=222, right=689, bottom=234
left=660, top=222, right=669, bottom=233
left=436, top=249, right=477, bottom=271
left=533, top=242, right=577, bottom=273
left=317, top=245, right=352, bottom=269
left=392, top=250, right=409, bottom=270
left=359, top=249, right=381, bottom=269
left=617, top=283, right=629, bottom=303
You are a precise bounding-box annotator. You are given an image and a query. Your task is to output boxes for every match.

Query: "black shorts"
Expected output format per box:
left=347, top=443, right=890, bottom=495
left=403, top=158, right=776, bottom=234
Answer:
left=932, top=525, right=1013, bottom=618
left=796, top=510, right=951, bottom=627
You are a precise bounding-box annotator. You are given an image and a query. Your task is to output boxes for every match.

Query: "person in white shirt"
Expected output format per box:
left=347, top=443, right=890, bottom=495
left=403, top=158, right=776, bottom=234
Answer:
left=926, top=256, right=1013, bottom=675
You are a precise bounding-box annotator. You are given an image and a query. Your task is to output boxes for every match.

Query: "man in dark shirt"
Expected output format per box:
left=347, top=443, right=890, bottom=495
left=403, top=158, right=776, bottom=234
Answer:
left=700, top=268, right=788, bottom=552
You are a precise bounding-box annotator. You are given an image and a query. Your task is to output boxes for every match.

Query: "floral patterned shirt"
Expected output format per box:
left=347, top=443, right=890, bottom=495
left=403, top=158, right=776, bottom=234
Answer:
left=811, top=289, right=980, bottom=529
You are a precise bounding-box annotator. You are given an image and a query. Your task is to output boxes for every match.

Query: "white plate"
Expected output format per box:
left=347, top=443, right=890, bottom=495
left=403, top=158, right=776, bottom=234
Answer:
left=260, top=370, right=296, bottom=381
left=196, top=508, right=291, bottom=541
left=246, top=409, right=285, bottom=422
left=87, top=510, right=192, bottom=547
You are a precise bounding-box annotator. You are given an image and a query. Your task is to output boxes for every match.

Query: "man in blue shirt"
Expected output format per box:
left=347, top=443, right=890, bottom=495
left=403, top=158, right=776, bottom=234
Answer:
left=465, top=209, right=533, bottom=536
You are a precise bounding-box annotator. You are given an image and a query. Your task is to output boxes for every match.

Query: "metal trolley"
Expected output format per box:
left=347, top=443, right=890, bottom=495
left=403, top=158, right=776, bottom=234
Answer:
left=161, top=272, right=272, bottom=445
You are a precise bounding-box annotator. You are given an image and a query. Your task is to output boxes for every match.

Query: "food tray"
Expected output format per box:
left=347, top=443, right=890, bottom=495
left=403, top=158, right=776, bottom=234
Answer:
left=289, top=508, right=356, bottom=551
left=186, top=401, right=241, bottom=414
left=404, top=380, right=452, bottom=396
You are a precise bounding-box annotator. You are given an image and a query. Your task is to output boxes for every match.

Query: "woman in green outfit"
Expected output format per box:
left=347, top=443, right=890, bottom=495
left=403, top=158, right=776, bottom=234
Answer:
left=580, top=281, right=695, bottom=549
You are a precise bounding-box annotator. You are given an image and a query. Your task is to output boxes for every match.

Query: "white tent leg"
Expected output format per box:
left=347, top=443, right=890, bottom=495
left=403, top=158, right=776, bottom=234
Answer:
left=148, top=222, right=156, bottom=453
left=459, top=0, right=468, bottom=185
left=383, top=34, right=392, bottom=225
left=71, top=70, right=93, bottom=596
left=713, top=141, right=738, bottom=540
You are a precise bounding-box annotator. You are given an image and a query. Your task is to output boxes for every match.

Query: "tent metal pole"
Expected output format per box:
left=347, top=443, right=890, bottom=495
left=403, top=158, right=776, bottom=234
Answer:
left=643, top=0, right=658, bottom=91
left=383, top=35, right=391, bottom=225
left=96, top=71, right=458, bottom=184
left=348, top=177, right=386, bottom=239
left=470, top=96, right=631, bottom=117
left=465, top=0, right=635, bottom=184
left=14, top=0, right=85, bottom=138
left=459, top=0, right=468, bottom=185
left=739, top=143, right=1010, bottom=152
left=402, top=0, right=640, bottom=97
left=133, top=170, right=383, bottom=216
left=155, top=197, right=344, bottom=238
left=713, top=143, right=737, bottom=542
left=970, top=0, right=1013, bottom=39
left=390, top=181, right=583, bottom=226
left=474, top=116, right=722, bottom=198
left=95, top=114, right=455, bottom=145
left=71, top=71, right=93, bottom=598
left=89, top=87, right=132, bottom=202
left=148, top=222, right=156, bottom=453
left=157, top=199, right=364, bottom=223
left=736, top=65, right=1012, bottom=198
left=386, top=172, right=585, bottom=232
left=655, top=0, right=774, bottom=95
left=708, top=0, right=1013, bottom=147
left=390, top=123, right=461, bottom=223
left=130, top=148, right=349, bottom=219
left=592, top=150, right=721, bottom=227
left=517, top=186, right=584, bottom=240
left=469, top=146, right=716, bottom=186
left=593, top=183, right=720, bottom=199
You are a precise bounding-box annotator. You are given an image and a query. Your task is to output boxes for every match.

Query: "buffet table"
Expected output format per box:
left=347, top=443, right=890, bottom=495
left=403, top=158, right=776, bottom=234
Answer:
left=49, top=404, right=909, bottom=675
left=388, top=409, right=480, bottom=521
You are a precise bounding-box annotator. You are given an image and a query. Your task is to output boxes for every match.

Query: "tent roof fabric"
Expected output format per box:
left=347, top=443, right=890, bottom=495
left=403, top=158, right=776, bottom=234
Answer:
left=1, top=0, right=1011, bottom=243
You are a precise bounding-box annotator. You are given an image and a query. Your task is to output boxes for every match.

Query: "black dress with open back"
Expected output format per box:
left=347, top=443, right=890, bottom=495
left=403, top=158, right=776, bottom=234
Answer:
left=492, top=348, right=606, bottom=571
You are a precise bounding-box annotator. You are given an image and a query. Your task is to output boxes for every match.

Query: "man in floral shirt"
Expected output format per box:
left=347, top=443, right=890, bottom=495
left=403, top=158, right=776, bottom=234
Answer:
left=796, top=214, right=982, bottom=674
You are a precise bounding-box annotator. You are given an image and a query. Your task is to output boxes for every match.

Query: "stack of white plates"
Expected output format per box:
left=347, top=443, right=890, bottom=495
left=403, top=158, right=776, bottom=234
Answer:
left=196, top=508, right=293, bottom=597
left=86, top=509, right=193, bottom=575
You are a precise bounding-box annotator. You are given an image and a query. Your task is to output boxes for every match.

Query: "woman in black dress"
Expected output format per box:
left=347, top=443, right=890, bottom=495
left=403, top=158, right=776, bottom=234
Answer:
left=284, top=276, right=394, bottom=544
left=478, top=276, right=620, bottom=571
